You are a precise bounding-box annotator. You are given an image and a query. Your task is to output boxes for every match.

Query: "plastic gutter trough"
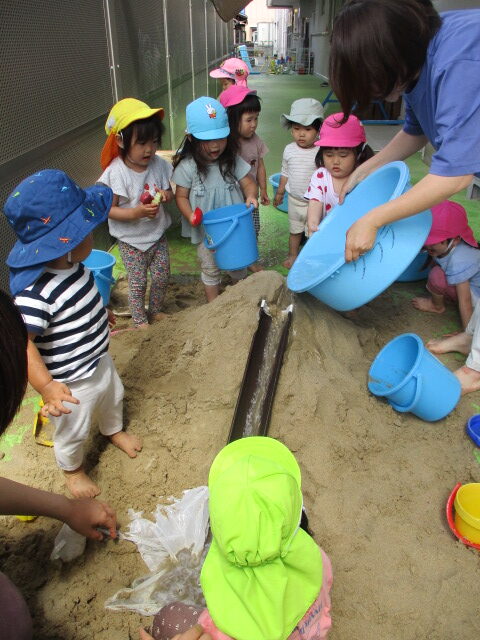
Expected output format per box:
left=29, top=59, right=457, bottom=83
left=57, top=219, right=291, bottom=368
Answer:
left=227, top=300, right=293, bottom=443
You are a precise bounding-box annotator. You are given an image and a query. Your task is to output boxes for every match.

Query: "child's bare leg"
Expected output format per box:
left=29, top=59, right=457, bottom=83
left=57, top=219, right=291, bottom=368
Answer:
left=412, top=291, right=446, bottom=314
left=454, top=365, right=480, bottom=395
left=283, top=233, right=303, bottom=269
left=426, top=332, right=472, bottom=355
left=64, top=467, right=101, bottom=498
left=204, top=283, right=219, bottom=302
left=109, top=431, right=142, bottom=457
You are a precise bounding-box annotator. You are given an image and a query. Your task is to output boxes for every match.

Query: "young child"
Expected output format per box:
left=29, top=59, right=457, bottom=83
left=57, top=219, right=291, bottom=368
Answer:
left=412, top=200, right=480, bottom=329
left=150, top=437, right=332, bottom=640
left=273, top=98, right=325, bottom=268
left=209, top=58, right=249, bottom=91
left=3, top=170, right=142, bottom=499
left=219, top=85, right=270, bottom=272
left=172, top=96, right=258, bottom=302
left=99, top=98, right=173, bottom=328
left=305, top=113, right=374, bottom=236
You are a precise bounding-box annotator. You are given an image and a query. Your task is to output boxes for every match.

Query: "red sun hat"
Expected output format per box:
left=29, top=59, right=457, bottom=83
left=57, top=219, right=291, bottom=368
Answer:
left=425, top=200, right=477, bottom=247
left=315, top=113, right=366, bottom=147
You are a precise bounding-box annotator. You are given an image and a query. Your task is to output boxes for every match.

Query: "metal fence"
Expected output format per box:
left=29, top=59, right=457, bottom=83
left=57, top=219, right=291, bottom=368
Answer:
left=0, top=0, right=233, bottom=291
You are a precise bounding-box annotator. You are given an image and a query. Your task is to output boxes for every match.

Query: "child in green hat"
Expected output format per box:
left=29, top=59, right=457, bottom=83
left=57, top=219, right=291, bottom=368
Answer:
left=151, top=437, right=332, bottom=640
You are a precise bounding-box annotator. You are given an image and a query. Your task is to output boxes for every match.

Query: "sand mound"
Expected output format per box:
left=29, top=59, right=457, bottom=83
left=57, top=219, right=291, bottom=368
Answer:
left=1, top=270, right=479, bottom=639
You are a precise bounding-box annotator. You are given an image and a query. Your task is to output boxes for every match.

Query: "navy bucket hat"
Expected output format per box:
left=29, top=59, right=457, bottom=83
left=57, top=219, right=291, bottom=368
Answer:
left=3, top=169, right=113, bottom=295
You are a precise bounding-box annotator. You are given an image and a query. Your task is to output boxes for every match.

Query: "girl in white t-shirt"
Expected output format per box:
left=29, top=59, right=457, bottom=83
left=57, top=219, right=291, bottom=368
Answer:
left=305, top=113, right=374, bottom=237
left=99, top=98, right=173, bottom=328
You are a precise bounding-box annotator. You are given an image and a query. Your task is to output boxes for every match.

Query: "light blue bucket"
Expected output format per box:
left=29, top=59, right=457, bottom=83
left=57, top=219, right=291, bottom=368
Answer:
left=82, top=249, right=116, bottom=305
left=368, top=333, right=461, bottom=421
left=396, top=251, right=431, bottom=282
left=203, top=203, right=258, bottom=270
left=287, top=162, right=432, bottom=311
left=269, top=173, right=288, bottom=213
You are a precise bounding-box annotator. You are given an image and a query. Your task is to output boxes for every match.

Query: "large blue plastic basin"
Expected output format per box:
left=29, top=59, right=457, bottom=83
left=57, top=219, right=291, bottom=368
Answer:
left=287, top=162, right=432, bottom=311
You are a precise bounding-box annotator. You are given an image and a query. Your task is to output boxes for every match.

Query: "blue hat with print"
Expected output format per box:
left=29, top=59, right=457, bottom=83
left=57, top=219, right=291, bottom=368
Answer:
left=3, top=169, right=113, bottom=296
left=186, top=96, right=230, bottom=140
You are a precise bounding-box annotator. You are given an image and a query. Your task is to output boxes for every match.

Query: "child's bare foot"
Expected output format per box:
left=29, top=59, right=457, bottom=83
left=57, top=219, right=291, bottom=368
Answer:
left=148, top=312, right=169, bottom=323
left=426, top=332, right=472, bottom=355
left=412, top=296, right=445, bottom=314
left=248, top=263, right=264, bottom=273
left=64, top=467, right=101, bottom=498
left=454, top=365, right=480, bottom=395
left=282, top=255, right=297, bottom=269
left=109, top=431, right=143, bottom=458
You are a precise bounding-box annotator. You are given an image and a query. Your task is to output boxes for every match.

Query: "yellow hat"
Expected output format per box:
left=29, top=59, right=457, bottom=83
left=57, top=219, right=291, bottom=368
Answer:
left=101, top=98, right=164, bottom=169
left=105, top=98, right=164, bottom=135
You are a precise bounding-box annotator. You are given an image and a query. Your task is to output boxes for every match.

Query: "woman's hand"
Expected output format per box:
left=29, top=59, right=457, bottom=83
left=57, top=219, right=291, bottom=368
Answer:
left=345, top=216, right=379, bottom=262
left=338, top=165, right=373, bottom=204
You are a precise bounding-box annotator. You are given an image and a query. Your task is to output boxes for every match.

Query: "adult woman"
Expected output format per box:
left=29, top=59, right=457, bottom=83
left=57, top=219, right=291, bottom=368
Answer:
left=329, top=0, right=480, bottom=262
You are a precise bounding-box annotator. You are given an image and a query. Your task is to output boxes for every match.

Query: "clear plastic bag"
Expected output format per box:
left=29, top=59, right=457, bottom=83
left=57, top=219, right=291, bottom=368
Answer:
left=105, top=485, right=209, bottom=615
left=50, top=523, right=86, bottom=562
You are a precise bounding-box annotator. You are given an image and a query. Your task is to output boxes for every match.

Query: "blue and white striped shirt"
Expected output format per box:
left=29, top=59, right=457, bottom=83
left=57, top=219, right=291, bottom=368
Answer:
left=15, top=263, right=109, bottom=383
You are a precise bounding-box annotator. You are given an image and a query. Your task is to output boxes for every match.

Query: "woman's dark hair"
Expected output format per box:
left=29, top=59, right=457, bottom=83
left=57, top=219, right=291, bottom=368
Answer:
left=329, top=0, right=441, bottom=117
left=284, top=117, right=323, bottom=132
left=119, top=114, right=165, bottom=156
left=226, top=94, right=262, bottom=146
left=0, top=290, right=28, bottom=433
left=172, top=134, right=238, bottom=181
left=315, top=142, right=375, bottom=168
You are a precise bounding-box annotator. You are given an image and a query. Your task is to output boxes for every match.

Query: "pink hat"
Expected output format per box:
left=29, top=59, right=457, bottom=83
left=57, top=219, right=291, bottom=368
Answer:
left=219, top=85, right=257, bottom=108
left=209, top=58, right=249, bottom=87
left=425, top=200, right=477, bottom=247
left=314, top=113, right=366, bottom=147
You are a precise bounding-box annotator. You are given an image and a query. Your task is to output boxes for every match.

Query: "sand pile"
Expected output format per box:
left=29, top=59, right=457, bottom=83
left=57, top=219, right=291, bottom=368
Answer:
left=1, top=270, right=479, bottom=639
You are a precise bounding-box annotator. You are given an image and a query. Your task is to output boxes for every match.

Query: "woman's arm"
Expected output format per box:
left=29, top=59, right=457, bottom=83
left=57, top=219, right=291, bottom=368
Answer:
left=345, top=172, right=473, bottom=262
left=239, top=175, right=259, bottom=209
left=307, top=200, right=324, bottom=236
left=456, top=281, right=474, bottom=329
left=0, top=477, right=116, bottom=540
left=338, top=130, right=428, bottom=203
left=257, top=158, right=270, bottom=205
left=108, top=194, right=159, bottom=221
left=27, top=336, right=79, bottom=416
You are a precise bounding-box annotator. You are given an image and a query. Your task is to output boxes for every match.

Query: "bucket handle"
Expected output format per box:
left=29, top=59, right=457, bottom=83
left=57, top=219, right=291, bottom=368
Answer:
left=204, top=206, right=253, bottom=250
left=388, top=373, right=422, bottom=413
left=94, top=271, right=116, bottom=286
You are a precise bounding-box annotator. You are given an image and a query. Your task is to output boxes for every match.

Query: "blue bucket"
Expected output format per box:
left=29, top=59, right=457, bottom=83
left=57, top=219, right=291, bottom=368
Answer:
left=287, top=162, right=432, bottom=311
left=269, top=173, right=288, bottom=213
left=82, top=249, right=116, bottom=305
left=396, top=251, right=431, bottom=282
left=203, top=203, right=258, bottom=270
left=368, top=333, right=461, bottom=421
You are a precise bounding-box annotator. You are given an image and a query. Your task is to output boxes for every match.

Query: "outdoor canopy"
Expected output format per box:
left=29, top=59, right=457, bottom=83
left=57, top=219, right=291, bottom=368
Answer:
left=211, top=0, right=252, bottom=22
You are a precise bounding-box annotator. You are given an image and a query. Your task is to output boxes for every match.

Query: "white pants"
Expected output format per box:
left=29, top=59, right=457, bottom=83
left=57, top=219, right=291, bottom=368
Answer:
left=466, top=298, right=480, bottom=371
left=197, top=242, right=247, bottom=287
left=52, top=353, right=124, bottom=471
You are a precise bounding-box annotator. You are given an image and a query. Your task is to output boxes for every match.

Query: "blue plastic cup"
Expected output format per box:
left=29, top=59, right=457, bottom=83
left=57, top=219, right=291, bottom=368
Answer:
left=82, top=249, right=116, bottom=305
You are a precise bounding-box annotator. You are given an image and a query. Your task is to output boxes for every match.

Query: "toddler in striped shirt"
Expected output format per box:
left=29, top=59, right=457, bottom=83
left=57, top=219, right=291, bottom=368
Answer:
left=3, top=170, right=142, bottom=498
